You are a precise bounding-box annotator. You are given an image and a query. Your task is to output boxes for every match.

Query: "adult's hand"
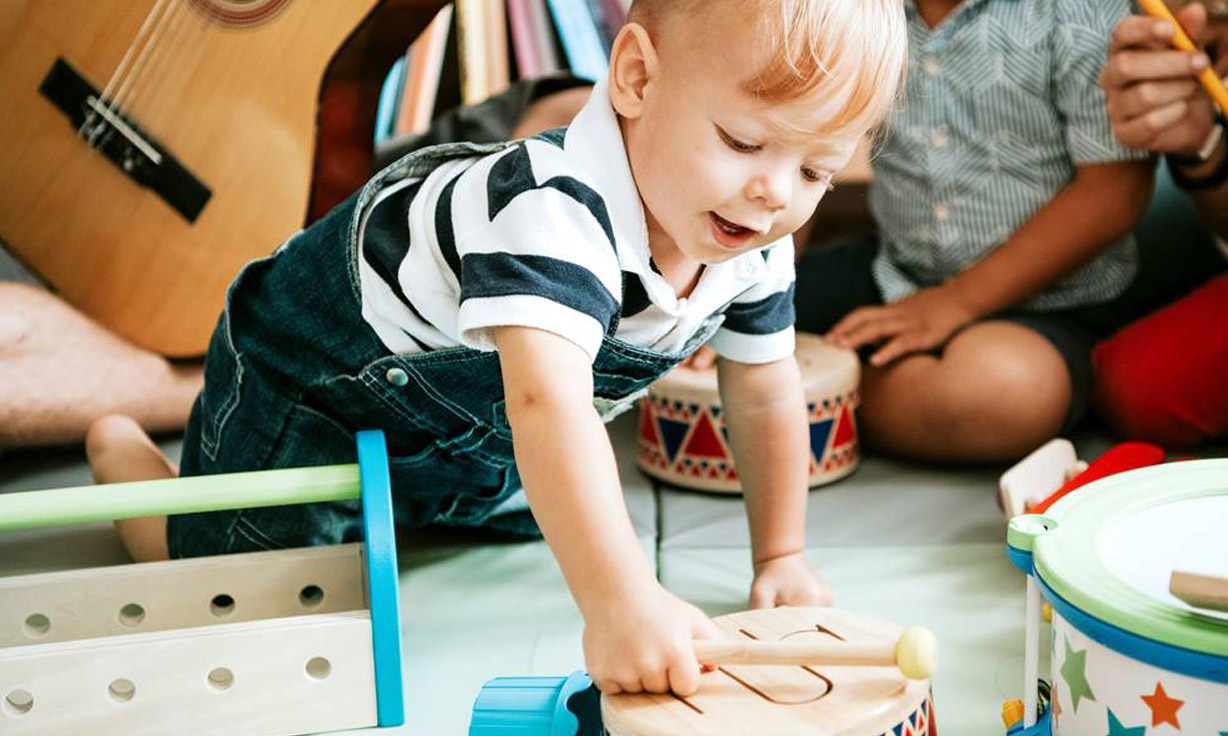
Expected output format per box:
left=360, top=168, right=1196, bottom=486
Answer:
left=1101, top=3, right=1226, bottom=156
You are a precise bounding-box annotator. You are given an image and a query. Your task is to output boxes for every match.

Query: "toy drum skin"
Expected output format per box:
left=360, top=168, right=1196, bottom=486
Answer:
left=1007, top=460, right=1228, bottom=735
left=636, top=334, right=860, bottom=493
left=602, top=607, right=934, bottom=736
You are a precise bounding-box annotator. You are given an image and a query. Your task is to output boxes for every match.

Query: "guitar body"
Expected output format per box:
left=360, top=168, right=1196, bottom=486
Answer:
left=0, top=0, right=438, bottom=356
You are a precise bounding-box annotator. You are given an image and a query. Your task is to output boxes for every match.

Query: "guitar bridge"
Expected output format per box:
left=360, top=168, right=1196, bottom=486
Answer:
left=39, top=58, right=211, bottom=223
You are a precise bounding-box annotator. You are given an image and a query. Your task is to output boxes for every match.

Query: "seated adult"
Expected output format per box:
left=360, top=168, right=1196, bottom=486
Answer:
left=1095, top=1, right=1228, bottom=446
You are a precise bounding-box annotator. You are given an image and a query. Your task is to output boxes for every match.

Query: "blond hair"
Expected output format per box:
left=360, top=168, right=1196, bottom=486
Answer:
left=629, top=0, right=907, bottom=137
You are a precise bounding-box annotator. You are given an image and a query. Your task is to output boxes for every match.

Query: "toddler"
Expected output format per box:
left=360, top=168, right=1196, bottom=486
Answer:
left=88, top=0, right=907, bottom=695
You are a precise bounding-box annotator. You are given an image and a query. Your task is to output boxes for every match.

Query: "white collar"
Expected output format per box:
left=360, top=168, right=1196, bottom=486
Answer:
left=562, top=78, right=772, bottom=311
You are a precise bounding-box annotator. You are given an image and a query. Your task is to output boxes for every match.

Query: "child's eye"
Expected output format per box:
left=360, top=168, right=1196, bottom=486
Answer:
left=717, top=126, right=760, bottom=153
left=802, top=167, right=834, bottom=190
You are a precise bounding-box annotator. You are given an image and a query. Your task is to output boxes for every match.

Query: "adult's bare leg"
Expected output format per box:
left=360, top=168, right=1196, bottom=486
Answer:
left=0, top=282, right=202, bottom=450
left=857, top=321, right=1071, bottom=463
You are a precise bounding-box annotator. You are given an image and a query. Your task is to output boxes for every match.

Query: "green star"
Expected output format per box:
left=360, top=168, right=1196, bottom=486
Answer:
left=1105, top=709, right=1146, bottom=736
left=1060, top=639, right=1096, bottom=713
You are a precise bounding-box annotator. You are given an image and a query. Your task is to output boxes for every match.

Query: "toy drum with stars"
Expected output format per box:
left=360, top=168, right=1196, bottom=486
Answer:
left=1005, top=460, right=1228, bottom=735
left=636, top=334, right=859, bottom=493
left=602, top=606, right=935, bottom=736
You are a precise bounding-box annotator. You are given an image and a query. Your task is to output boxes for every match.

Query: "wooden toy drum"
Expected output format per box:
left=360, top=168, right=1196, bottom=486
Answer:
left=636, top=334, right=860, bottom=493
left=1007, top=460, right=1228, bottom=735
left=602, top=606, right=934, bottom=736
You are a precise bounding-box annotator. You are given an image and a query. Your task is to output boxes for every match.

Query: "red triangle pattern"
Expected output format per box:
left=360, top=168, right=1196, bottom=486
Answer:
left=638, top=402, right=660, bottom=449
left=682, top=413, right=727, bottom=459
left=832, top=404, right=856, bottom=447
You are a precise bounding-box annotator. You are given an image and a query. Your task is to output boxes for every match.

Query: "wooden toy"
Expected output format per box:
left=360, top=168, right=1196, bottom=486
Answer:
left=470, top=607, right=937, bottom=736
left=1170, top=570, right=1228, bottom=615
left=0, top=431, right=404, bottom=736
left=636, top=334, right=860, bottom=493
left=1005, top=460, right=1228, bottom=734
left=998, top=439, right=1164, bottom=519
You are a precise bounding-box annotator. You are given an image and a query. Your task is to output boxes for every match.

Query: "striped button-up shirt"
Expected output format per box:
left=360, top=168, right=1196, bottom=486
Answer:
left=870, top=0, right=1151, bottom=311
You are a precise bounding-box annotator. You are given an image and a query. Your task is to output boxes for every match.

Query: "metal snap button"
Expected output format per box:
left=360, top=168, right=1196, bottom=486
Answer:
left=385, top=367, right=409, bottom=387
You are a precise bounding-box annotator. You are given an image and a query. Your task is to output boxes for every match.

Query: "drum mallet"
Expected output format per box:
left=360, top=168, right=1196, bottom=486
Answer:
left=692, top=625, right=936, bottom=679
left=468, top=627, right=937, bottom=736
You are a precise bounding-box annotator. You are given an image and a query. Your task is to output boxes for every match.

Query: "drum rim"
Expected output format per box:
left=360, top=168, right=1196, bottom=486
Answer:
left=1038, top=573, right=1228, bottom=684
left=1025, top=459, right=1228, bottom=658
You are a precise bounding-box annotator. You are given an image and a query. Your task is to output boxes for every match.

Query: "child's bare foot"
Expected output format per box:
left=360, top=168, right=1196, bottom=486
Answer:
left=85, top=414, right=175, bottom=562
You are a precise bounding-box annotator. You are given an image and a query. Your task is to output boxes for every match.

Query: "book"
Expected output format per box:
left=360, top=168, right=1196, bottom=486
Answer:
left=456, top=0, right=490, bottom=105
left=509, top=0, right=562, bottom=78
left=486, top=0, right=510, bottom=97
left=584, top=0, right=615, bottom=54
left=544, top=0, right=608, bottom=81
left=527, top=0, right=562, bottom=75
left=395, top=5, right=454, bottom=135
left=598, top=0, right=627, bottom=35
left=374, top=55, right=407, bottom=145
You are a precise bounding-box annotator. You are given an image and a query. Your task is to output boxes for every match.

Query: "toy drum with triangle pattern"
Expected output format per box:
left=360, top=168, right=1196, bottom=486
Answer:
left=1004, top=460, right=1228, bottom=736
left=636, top=334, right=859, bottom=493
left=0, top=431, right=404, bottom=736
left=469, top=606, right=936, bottom=736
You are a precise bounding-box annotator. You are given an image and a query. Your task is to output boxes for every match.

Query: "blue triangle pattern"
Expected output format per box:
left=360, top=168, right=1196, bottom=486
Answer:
left=892, top=724, right=904, bottom=736
left=657, top=418, right=690, bottom=464
left=809, top=419, right=834, bottom=457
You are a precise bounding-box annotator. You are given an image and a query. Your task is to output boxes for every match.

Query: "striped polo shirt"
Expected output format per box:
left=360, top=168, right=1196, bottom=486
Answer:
left=357, top=79, right=797, bottom=365
left=870, top=0, right=1151, bottom=311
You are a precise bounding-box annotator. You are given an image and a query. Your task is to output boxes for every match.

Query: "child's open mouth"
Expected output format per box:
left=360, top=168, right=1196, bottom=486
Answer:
left=710, top=212, right=756, bottom=248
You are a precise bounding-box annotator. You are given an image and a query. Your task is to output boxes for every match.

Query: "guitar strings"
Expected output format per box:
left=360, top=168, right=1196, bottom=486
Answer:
left=104, top=0, right=190, bottom=141
left=83, top=0, right=175, bottom=145
left=122, top=0, right=201, bottom=131
left=150, top=3, right=220, bottom=135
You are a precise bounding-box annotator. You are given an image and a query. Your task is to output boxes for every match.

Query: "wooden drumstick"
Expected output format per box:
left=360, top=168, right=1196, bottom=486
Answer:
left=693, top=626, right=937, bottom=680
left=1170, top=570, right=1228, bottom=613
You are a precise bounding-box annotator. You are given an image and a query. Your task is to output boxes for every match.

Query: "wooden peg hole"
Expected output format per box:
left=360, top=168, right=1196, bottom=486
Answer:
left=3, top=690, right=33, bottom=717
left=305, top=657, right=331, bottom=680
left=207, top=667, right=235, bottom=691
left=299, top=585, right=325, bottom=608
left=22, top=613, right=50, bottom=638
left=118, top=603, right=145, bottom=628
left=210, top=594, right=236, bottom=618
left=107, top=679, right=136, bottom=703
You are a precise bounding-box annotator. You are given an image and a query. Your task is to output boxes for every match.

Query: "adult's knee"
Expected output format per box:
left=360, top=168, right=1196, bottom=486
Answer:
left=938, top=323, right=1071, bottom=458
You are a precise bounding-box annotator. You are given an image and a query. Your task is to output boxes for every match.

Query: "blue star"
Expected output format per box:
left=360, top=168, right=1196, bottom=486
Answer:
left=1105, top=709, right=1146, bottom=736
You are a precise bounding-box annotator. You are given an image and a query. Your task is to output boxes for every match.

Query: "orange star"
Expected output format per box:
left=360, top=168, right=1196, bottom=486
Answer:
left=1141, top=682, right=1183, bottom=728
left=1052, top=687, right=1061, bottom=725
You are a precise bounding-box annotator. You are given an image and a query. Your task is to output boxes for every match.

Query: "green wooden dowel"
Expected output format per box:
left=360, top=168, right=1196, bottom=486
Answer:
left=0, top=465, right=361, bottom=531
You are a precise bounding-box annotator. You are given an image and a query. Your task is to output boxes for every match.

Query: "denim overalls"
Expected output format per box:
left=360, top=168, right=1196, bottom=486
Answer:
left=168, top=139, right=723, bottom=558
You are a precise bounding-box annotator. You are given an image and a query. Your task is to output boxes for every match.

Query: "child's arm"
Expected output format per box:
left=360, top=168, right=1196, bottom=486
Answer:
left=828, top=159, right=1154, bottom=365
left=493, top=326, right=721, bottom=696
left=717, top=353, right=831, bottom=608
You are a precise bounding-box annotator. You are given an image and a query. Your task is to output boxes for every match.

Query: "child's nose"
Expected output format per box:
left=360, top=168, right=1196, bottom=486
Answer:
left=747, top=166, right=792, bottom=210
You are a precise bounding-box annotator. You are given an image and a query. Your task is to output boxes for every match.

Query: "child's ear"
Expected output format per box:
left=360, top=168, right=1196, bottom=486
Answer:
left=608, top=22, right=658, bottom=119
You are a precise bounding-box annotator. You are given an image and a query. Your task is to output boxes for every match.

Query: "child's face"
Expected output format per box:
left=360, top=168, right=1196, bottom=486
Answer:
left=617, top=14, right=863, bottom=267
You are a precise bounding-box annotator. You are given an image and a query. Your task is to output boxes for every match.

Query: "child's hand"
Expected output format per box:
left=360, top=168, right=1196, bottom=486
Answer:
left=825, top=286, right=976, bottom=367
left=750, top=552, right=833, bottom=608
left=583, top=584, right=723, bottom=696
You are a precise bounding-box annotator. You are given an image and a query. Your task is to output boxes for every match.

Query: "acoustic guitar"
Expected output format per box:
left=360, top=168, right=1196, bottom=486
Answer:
left=0, top=0, right=448, bottom=357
